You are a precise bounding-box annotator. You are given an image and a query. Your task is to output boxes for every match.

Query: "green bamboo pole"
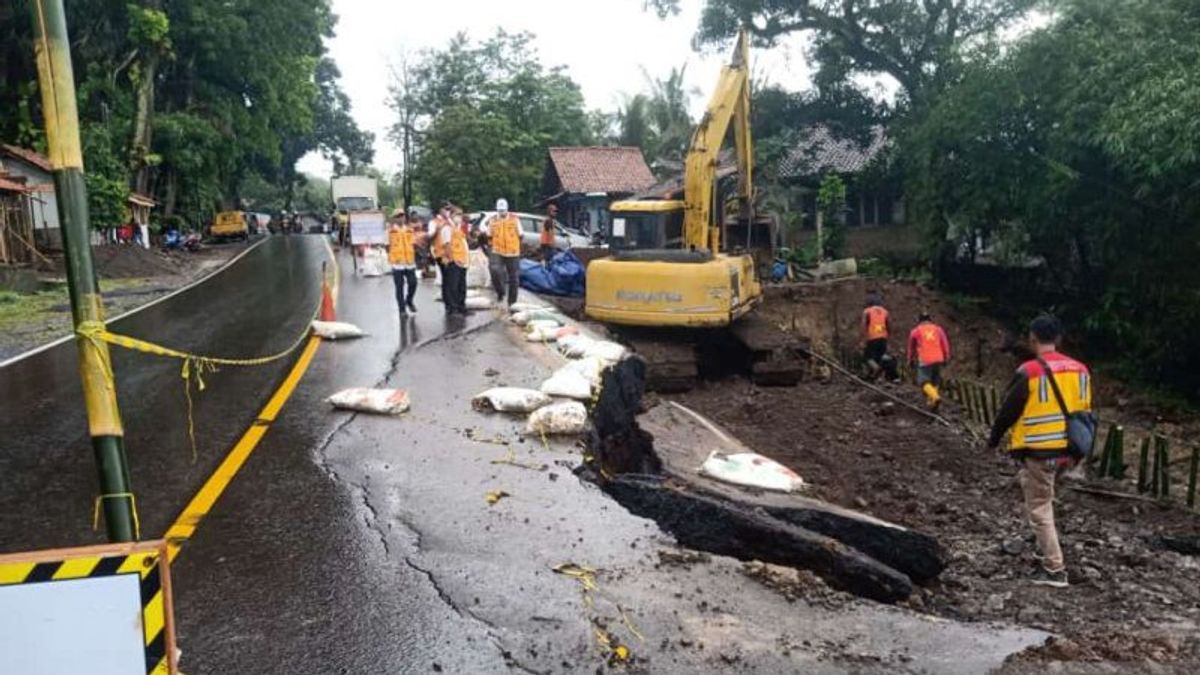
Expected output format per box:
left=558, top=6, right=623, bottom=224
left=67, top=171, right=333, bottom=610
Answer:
left=29, top=0, right=136, bottom=542
left=1097, top=424, right=1114, bottom=475
left=1159, top=437, right=1170, bottom=499
left=1110, top=426, right=1126, bottom=479
left=1187, top=446, right=1198, bottom=510
left=1137, top=436, right=1151, bottom=493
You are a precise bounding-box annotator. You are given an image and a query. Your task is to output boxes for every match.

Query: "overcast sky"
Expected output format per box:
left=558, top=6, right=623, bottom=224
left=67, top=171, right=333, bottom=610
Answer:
left=297, top=0, right=814, bottom=178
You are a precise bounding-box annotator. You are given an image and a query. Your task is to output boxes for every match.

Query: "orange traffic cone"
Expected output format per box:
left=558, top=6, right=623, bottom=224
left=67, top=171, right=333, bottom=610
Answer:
left=319, top=278, right=336, bottom=321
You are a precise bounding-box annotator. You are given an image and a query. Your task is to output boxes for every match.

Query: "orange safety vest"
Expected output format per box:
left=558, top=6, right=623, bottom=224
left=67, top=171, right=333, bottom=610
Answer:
left=430, top=216, right=447, bottom=260
left=491, top=214, right=521, bottom=257
left=448, top=226, right=469, bottom=267
left=1010, top=353, right=1091, bottom=457
left=388, top=225, right=415, bottom=266
left=540, top=218, right=556, bottom=247
left=908, top=322, right=949, bottom=366
left=863, top=306, right=889, bottom=340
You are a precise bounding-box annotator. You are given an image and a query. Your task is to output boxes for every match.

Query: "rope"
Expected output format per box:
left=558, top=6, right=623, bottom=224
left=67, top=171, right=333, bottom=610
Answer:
left=75, top=259, right=336, bottom=461
left=803, top=347, right=953, bottom=427
left=92, top=492, right=141, bottom=540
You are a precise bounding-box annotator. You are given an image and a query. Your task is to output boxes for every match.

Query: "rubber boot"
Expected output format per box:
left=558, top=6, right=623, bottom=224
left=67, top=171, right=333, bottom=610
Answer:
left=922, top=383, right=941, bottom=411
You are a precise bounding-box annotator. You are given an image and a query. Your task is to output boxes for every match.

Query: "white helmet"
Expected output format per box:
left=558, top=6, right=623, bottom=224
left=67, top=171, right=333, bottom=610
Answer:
left=495, top=198, right=509, bottom=213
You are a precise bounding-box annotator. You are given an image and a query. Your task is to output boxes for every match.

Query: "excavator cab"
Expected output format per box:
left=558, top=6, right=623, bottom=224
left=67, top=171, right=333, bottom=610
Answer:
left=607, top=201, right=686, bottom=252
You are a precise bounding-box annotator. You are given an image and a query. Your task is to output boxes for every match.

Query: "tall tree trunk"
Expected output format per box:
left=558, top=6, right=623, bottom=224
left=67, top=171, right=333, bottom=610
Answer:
left=130, top=51, right=158, bottom=195
left=163, top=169, right=177, bottom=218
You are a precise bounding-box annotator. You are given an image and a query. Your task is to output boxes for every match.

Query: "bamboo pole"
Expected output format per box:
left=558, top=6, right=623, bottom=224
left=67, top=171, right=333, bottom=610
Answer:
left=1137, top=436, right=1151, bottom=493
left=1159, top=437, right=1170, bottom=499
left=1151, top=436, right=1162, bottom=497
left=1097, top=424, right=1114, bottom=476
left=1110, top=426, right=1126, bottom=480
left=1187, top=446, right=1198, bottom=510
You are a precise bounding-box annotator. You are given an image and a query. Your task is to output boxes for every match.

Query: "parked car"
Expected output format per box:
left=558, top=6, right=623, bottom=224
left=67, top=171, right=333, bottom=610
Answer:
left=469, top=211, right=590, bottom=252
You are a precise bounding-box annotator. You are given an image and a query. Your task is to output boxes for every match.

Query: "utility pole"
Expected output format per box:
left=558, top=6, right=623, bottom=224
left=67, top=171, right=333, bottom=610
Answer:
left=30, top=0, right=137, bottom=542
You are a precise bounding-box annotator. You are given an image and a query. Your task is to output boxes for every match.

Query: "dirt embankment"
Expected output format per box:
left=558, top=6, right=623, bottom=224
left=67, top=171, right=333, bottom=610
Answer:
left=0, top=241, right=250, bottom=360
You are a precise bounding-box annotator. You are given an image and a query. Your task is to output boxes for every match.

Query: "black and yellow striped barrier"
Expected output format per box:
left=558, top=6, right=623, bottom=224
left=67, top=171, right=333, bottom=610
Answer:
left=0, top=541, right=177, bottom=673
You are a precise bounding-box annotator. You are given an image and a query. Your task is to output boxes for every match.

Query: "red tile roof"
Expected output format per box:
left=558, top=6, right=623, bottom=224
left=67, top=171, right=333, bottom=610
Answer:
left=0, top=144, right=53, bottom=173
left=547, top=147, right=655, bottom=194
left=0, top=177, right=30, bottom=193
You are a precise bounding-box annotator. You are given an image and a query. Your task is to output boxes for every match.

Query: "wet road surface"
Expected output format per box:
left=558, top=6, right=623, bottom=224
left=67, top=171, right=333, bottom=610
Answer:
left=1, top=238, right=1046, bottom=672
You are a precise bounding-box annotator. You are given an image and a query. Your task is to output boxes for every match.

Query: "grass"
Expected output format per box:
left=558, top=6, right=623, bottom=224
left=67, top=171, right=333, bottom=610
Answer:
left=0, top=278, right=156, bottom=327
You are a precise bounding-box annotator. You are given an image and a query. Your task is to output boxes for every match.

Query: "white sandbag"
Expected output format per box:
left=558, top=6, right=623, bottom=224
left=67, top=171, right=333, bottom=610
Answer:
left=582, top=340, right=627, bottom=363
left=327, top=388, right=410, bottom=415
left=525, top=324, right=560, bottom=342
left=525, top=401, right=588, bottom=436
left=557, top=334, right=596, bottom=358
left=510, top=309, right=562, bottom=326
left=359, top=247, right=390, bottom=277
left=471, top=387, right=552, bottom=413
left=510, top=302, right=550, bottom=313
left=563, top=356, right=605, bottom=387
left=526, top=318, right=562, bottom=331
left=467, top=249, right=492, bottom=288
left=698, top=451, right=806, bottom=493
left=311, top=320, right=367, bottom=340
left=554, top=325, right=580, bottom=340
left=539, top=368, right=594, bottom=400
left=465, top=295, right=495, bottom=310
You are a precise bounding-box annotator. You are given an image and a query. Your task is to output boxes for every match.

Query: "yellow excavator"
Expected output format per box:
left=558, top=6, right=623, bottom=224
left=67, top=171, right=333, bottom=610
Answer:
left=585, top=30, right=803, bottom=390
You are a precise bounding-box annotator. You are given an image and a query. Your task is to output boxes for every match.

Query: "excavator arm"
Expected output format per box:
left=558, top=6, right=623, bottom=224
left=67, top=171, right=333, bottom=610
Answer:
left=683, top=28, right=753, bottom=254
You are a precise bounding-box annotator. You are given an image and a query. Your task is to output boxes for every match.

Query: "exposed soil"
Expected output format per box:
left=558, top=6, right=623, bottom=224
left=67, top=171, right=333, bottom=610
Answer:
left=0, top=241, right=250, bottom=360
left=671, top=376, right=1200, bottom=667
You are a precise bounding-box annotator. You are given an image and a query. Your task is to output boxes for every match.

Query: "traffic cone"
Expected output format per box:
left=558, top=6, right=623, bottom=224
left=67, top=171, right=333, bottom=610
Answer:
left=319, top=277, right=336, bottom=321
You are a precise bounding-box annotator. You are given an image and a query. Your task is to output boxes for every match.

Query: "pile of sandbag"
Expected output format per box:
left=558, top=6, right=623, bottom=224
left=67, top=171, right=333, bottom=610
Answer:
left=556, top=334, right=627, bottom=364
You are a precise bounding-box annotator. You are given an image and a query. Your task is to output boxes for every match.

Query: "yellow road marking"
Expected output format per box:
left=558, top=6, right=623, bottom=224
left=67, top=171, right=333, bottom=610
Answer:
left=164, top=238, right=338, bottom=562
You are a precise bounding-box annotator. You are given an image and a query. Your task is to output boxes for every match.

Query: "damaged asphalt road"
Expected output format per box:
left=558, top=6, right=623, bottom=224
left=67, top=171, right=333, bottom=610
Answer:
left=171, top=247, right=1046, bottom=673
left=1, top=237, right=1049, bottom=672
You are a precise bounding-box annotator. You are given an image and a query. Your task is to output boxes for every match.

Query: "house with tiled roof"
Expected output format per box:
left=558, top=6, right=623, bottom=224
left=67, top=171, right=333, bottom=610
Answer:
left=541, top=147, right=656, bottom=238
left=0, top=144, right=61, bottom=250
left=778, top=126, right=902, bottom=228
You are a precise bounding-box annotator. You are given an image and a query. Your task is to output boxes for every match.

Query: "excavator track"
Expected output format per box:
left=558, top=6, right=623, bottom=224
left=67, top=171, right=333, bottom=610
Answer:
left=612, top=317, right=807, bottom=393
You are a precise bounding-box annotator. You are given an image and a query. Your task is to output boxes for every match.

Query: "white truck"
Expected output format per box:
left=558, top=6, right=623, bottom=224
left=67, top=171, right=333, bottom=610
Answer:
left=331, top=175, right=379, bottom=213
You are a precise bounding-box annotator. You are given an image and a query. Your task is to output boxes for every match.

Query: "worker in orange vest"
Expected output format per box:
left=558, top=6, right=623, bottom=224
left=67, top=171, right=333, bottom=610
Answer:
left=387, top=209, right=419, bottom=315
left=485, top=198, right=522, bottom=307
left=987, top=315, right=1094, bottom=588
left=439, top=207, right=470, bottom=315
left=907, top=312, right=951, bottom=410
left=861, top=292, right=899, bottom=382
left=540, top=203, right=559, bottom=264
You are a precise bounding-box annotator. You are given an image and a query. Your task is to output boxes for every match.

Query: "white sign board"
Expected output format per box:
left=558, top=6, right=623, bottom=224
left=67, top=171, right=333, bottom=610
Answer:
left=611, top=217, right=626, bottom=238
left=0, top=541, right=177, bottom=675
left=349, top=210, right=387, bottom=246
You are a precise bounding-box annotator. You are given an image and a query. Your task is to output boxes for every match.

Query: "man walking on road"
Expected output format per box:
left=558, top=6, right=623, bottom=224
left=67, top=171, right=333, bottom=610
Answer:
left=440, top=207, right=470, bottom=315
left=907, top=312, right=951, bottom=410
left=987, top=315, right=1093, bottom=588
left=387, top=209, right=419, bottom=315
left=540, top=203, right=559, bottom=264
left=486, top=198, right=522, bottom=308
left=861, top=293, right=899, bottom=382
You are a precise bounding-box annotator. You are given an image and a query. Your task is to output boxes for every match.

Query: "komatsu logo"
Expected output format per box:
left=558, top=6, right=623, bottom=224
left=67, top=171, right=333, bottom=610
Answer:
left=616, top=289, right=683, bottom=303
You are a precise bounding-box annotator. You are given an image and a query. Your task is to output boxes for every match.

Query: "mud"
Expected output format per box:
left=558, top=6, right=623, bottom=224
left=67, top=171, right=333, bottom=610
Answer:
left=673, top=376, right=1200, bottom=665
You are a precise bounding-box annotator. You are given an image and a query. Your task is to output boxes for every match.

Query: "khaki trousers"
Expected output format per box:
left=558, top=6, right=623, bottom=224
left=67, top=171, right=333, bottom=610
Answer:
left=1018, top=458, right=1065, bottom=573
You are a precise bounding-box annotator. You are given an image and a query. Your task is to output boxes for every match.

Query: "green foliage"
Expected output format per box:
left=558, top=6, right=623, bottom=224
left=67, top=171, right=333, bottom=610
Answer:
left=2, top=0, right=369, bottom=228
left=392, top=30, right=593, bottom=209
left=817, top=173, right=846, bottom=258
left=905, top=0, right=1200, bottom=397
left=649, top=0, right=1037, bottom=105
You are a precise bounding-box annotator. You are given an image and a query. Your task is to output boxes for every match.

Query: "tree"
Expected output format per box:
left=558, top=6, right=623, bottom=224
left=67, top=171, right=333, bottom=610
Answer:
left=906, top=0, right=1200, bottom=395
left=391, top=30, right=593, bottom=209
left=649, top=0, right=1037, bottom=105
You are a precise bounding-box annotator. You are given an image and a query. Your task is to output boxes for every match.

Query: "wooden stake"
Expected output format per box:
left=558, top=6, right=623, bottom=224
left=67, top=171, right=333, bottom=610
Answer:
left=1159, top=437, right=1170, bottom=499
left=1137, top=436, right=1151, bottom=493
left=1150, top=436, right=1161, bottom=496
left=1110, top=426, right=1126, bottom=480
left=1097, top=425, right=1114, bottom=475
left=1187, top=446, right=1198, bottom=510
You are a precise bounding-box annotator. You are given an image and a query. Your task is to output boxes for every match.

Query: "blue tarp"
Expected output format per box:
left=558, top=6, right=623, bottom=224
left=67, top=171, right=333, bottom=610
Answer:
left=519, top=250, right=586, bottom=297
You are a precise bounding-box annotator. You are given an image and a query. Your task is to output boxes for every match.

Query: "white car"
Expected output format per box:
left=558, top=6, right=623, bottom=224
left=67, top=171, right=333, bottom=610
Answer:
left=470, top=211, right=591, bottom=251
